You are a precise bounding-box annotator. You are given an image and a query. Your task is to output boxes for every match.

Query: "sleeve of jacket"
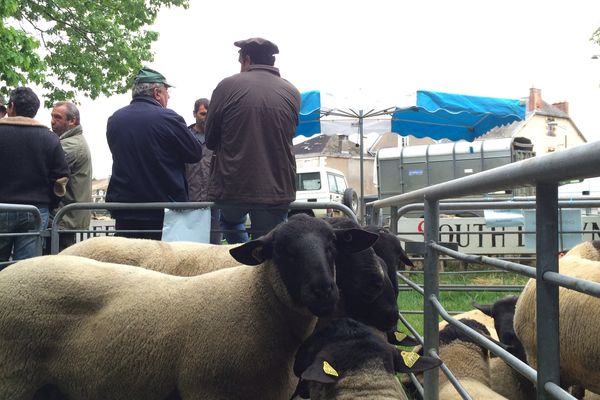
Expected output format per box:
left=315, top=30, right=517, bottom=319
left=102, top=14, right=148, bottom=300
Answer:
left=166, top=111, right=203, bottom=163
left=48, top=137, right=70, bottom=207
left=205, top=83, right=225, bottom=151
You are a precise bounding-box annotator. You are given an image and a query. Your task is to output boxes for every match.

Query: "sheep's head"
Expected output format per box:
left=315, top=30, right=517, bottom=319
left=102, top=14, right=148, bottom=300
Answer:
left=230, top=214, right=378, bottom=317
left=324, top=218, right=401, bottom=332
left=474, top=295, right=527, bottom=362
left=365, top=225, right=414, bottom=290
left=292, top=318, right=442, bottom=399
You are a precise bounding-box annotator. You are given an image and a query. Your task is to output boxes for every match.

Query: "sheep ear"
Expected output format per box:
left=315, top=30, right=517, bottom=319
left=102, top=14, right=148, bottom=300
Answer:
left=472, top=302, right=493, bottom=317
left=392, top=348, right=442, bottom=373
left=398, top=247, right=415, bottom=268
left=387, top=331, right=421, bottom=347
left=300, top=357, right=339, bottom=384
left=229, top=233, right=274, bottom=266
left=334, top=228, right=378, bottom=254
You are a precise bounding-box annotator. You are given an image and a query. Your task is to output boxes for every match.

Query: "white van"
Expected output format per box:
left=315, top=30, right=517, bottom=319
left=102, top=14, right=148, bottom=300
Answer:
left=293, top=166, right=358, bottom=218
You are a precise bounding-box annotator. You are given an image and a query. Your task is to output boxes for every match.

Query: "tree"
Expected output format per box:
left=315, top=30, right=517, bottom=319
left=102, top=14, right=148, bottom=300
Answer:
left=0, top=0, right=188, bottom=105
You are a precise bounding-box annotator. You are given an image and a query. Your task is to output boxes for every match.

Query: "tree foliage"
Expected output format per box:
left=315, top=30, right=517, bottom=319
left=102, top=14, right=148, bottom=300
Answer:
left=0, top=0, right=188, bottom=105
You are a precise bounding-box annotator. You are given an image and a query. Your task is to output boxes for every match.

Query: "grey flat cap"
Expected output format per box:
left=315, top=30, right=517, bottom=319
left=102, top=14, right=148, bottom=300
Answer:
left=234, top=37, right=279, bottom=55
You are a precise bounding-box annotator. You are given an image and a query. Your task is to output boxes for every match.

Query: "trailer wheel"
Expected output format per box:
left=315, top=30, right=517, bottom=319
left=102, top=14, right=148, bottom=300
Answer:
left=342, top=188, right=359, bottom=215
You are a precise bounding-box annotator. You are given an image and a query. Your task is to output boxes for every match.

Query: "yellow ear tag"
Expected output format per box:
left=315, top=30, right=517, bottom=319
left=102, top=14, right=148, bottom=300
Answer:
left=394, top=332, right=408, bottom=342
left=323, top=360, right=339, bottom=377
left=401, top=351, right=420, bottom=368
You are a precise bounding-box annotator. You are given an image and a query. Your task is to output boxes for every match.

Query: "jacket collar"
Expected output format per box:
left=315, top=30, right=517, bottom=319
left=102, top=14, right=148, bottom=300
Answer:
left=131, top=96, right=163, bottom=108
left=0, top=116, right=48, bottom=128
left=247, top=64, right=281, bottom=77
left=59, top=124, right=83, bottom=140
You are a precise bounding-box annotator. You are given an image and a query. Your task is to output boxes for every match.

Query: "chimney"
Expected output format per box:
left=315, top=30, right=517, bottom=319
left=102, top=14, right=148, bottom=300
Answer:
left=552, top=101, right=569, bottom=115
left=528, top=87, right=543, bottom=111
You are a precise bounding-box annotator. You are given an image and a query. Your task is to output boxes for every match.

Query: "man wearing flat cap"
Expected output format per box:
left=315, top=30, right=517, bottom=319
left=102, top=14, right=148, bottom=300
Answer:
left=205, top=37, right=301, bottom=243
left=105, top=67, right=202, bottom=239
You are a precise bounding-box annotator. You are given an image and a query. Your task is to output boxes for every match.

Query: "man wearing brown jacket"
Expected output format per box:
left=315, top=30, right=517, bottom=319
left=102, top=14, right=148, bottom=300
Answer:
left=205, top=37, right=301, bottom=243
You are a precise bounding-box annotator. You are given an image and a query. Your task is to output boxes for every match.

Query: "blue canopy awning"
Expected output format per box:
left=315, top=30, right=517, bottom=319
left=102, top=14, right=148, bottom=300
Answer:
left=297, top=90, right=321, bottom=136
left=296, top=90, right=526, bottom=142
left=391, top=90, right=526, bottom=142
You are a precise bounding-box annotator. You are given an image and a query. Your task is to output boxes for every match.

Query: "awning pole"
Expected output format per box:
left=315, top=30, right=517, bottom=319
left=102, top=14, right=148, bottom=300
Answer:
left=359, top=110, right=365, bottom=223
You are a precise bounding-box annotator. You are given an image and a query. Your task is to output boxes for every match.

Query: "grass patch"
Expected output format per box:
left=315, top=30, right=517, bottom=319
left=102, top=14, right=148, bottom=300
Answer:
left=396, top=270, right=529, bottom=336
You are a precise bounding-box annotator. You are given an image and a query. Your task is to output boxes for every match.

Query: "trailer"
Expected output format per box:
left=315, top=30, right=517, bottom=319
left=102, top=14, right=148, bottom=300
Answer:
left=376, top=137, right=535, bottom=199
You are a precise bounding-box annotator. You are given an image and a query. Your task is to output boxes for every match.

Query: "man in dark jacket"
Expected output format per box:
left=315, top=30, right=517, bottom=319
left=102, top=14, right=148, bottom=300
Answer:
left=205, top=37, right=301, bottom=243
left=106, top=67, right=202, bottom=240
left=0, top=87, right=69, bottom=264
left=185, top=98, right=221, bottom=244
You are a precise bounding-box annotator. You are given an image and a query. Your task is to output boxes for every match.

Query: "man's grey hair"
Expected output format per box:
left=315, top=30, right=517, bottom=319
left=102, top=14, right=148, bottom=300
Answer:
left=53, top=101, right=80, bottom=125
left=132, top=82, right=164, bottom=98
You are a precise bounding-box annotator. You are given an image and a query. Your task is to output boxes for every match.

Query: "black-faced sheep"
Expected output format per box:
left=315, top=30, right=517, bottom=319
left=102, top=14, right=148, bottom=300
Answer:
left=474, top=296, right=535, bottom=400
left=292, top=317, right=441, bottom=400
left=325, top=218, right=404, bottom=334
left=437, top=319, right=508, bottom=400
left=0, top=214, right=378, bottom=400
left=514, top=241, right=600, bottom=395
left=61, top=236, right=241, bottom=274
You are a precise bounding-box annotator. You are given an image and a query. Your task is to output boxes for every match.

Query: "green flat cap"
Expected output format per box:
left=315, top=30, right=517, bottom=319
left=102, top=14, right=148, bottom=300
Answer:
left=234, top=37, right=279, bottom=55
left=134, top=67, right=173, bottom=87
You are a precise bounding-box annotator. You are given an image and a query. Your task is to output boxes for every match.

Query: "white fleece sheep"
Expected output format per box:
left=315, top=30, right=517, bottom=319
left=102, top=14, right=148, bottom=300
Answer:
left=437, top=319, right=508, bottom=400
left=292, top=318, right=441, bottom=400
left=561, top=240, right=600, bottom=261
left=0, top=214, right=378, bottom=400
left=61, top=236, right=241, bottom=275
left=514, top=243, right=600, bottom=395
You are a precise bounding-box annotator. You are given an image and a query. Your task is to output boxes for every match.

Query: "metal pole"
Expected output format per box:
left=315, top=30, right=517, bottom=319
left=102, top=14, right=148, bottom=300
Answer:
left=536, top=183, right=561, bottom=400
left=359, top=110, right=365, bottom=224
left=423, top=197, right=440, bottom=400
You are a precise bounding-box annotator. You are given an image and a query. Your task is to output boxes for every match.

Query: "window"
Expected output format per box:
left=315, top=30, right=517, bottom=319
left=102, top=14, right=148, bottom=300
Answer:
left=297, top=172, right=321, bottom=191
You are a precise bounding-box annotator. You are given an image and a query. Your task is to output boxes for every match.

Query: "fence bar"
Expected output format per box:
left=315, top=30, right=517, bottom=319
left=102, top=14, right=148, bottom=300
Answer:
left=428, top=349, right=473, bottom=400
left=431, top=296, right=538, bottom=384
left=429, top=242, right=537, bottom=278
left=50, top=200, right=357, bottom=254
left=397, top=272, right=425, bottom=295
left=542, top=271, right=600, bottom=298
left=536, top=183, right=561, bottom=400
left=423, top=197, right=440, bottom=400
left=545, top=382, right=577, bottom=400
left=398, top=284, right=524, bottom=292
left=370, top=140, right=600, bottom=210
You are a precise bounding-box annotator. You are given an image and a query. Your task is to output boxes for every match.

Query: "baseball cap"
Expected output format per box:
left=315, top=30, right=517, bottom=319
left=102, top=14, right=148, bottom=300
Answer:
left=133, top=67, right=174, bottom=87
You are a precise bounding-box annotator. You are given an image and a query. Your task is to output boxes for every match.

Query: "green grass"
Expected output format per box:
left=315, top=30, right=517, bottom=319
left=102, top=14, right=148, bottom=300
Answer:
left=395, top=269, right=530, bottom=399
left=396, top=270, right=530, bottom=337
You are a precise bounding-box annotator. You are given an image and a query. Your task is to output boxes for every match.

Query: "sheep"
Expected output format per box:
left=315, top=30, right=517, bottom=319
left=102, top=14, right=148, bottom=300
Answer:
left=437, top=318, right=508, bottom=400
left=0, top=213, right=379, bottom=400
left=561, top=239, right=600, bottom=261
left=514, top=241, right=600, bottom=395
left=324, top=218, right=398, bottom=332
left=61, top=236, right=241, bottom=275
left=473, top=295, right=525, bottom=360
left=438, top=309, right=499, bottom=342
left=363, top=225, right=414, bottom=290
left=473, top=296, right=535, bottom=400
left=292, top=317, right=442, bottom=400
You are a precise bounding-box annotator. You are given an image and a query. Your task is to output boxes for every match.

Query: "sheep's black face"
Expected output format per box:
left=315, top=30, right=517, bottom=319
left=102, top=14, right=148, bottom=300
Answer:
left=342, top=256, right=399, bottom=332
left=273, top=215, right=340, bottom=317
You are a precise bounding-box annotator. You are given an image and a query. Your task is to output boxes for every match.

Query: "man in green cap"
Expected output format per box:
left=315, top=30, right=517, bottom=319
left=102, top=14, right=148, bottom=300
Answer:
left=105, top=67, right=202, bottom=239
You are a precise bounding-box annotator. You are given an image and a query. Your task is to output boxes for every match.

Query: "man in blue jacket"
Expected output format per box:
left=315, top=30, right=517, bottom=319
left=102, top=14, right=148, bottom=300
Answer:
left=106, top=67, right=202, bottom=240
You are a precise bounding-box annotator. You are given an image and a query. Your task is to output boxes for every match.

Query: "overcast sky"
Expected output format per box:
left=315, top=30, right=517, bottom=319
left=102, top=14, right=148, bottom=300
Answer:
left=34, top=0, right=600, bottom=179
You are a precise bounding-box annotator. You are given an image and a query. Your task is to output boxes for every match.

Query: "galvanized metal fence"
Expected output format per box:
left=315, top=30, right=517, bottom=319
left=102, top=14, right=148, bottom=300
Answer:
left=370, top=140, right=600, bottom=400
